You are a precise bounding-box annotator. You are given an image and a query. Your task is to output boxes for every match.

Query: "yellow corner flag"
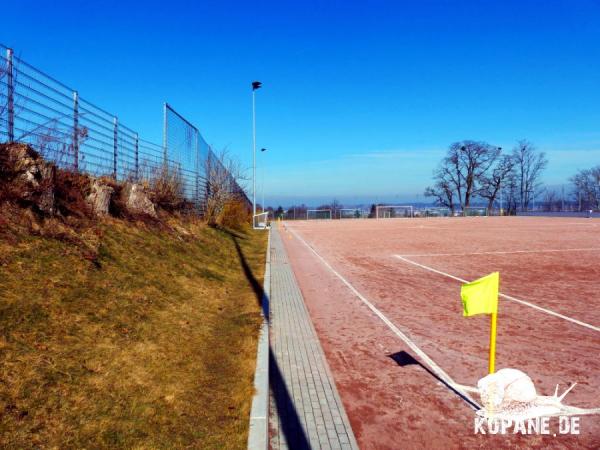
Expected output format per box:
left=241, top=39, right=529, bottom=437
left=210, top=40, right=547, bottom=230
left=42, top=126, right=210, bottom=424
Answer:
left=460, top=272, right=500, bottom=374
left=460, top=272, right=499, bottom=317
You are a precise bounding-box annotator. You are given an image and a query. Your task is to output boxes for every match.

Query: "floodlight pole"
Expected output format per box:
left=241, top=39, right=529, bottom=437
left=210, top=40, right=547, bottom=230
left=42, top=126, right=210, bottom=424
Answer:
left=252, top=90, right=256, bottom=219
left=252, top=81, right=262, bottom=226
left=261, top=148, right=267, bottom=213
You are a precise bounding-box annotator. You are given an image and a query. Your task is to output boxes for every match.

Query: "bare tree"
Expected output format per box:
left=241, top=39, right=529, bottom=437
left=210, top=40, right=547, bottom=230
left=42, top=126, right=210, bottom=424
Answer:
left=456, top=141, right=501, bottom=208
left=478, top=154, right=515, bottom=211
left=512, top=140, right=548, bottom=210
left=501, top=170, right=520, bottom=215
left=570, top=166, right=600, bottom=211
left=541, top=189, right=561, bottom=212
left=426, top=140, right=501, bottom=210
left=424, top=169, right=455, bottom=213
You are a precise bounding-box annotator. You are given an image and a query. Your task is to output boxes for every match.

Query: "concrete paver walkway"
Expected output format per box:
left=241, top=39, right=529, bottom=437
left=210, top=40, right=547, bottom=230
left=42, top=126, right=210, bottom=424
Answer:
left=268, top=227, right=358, bottom=450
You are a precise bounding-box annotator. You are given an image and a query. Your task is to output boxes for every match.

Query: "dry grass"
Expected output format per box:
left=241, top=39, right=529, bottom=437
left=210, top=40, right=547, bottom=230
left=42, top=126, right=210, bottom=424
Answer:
left=0, top=217, right=267, bottom=448
left=218, top=199, right=252, bottom=230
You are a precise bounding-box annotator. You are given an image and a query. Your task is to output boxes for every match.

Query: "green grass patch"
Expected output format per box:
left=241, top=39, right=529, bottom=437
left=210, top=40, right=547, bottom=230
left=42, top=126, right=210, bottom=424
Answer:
left=0, top=218, right=267, bottom=449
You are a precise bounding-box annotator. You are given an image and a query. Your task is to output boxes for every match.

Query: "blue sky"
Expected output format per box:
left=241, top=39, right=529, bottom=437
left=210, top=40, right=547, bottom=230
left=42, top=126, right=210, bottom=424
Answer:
left=3, top=0, right=600, bottom=207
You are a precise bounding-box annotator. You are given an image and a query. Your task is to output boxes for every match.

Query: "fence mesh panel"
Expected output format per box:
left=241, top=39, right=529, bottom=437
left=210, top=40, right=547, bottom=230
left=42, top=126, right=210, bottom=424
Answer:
left=0, top=43, right=250, bottom=215
left=164, top=104, right=200, bottom=206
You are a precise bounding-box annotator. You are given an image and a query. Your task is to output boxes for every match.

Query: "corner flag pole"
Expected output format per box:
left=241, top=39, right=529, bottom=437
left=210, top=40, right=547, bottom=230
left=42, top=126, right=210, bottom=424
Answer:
left=488, top=311, right=497, bottom=374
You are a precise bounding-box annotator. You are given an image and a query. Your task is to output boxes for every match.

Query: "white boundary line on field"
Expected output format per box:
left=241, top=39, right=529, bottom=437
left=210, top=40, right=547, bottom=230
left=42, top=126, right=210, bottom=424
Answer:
left=393, top=254, right=600, bottom=333
left=285, top=225, right=481, bottom=411
left=399, top=247, right=600, bottom=257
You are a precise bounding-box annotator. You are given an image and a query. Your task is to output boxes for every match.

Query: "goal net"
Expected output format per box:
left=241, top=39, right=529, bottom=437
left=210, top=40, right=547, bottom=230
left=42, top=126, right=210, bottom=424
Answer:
left=423, top=207, right=451, bottom=217
left=463, top=207, right=488, bottom=217
left=253, top=212, right=269, bottom=229
left=337, top=208, right=361, bottom=219
left=376, top=205, right=414, bottom=219
left=307, top=209, right=332, bottom=220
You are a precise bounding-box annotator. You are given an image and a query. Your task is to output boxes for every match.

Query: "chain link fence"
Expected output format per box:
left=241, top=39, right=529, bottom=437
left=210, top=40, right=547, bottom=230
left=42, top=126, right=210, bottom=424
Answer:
left=0, top=43, right=249, bottom=214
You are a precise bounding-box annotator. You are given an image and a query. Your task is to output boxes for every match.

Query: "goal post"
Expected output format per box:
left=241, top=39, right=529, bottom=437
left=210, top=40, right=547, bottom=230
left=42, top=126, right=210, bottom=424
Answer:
left=306, top=209, right=332, bottom=220
left=422, top=207, right=451, bottom=217
left=463, top=207, right=489, bottom=217
left=253, top=212, right=270, bottom=229
left=337, top=208, right=362, bottom=219
left=375, top=205, right=414, bottom=219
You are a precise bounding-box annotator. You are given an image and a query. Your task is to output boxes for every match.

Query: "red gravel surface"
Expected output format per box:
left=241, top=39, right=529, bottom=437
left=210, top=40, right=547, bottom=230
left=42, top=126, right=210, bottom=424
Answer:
left=279, top=217, right=600, bottom=449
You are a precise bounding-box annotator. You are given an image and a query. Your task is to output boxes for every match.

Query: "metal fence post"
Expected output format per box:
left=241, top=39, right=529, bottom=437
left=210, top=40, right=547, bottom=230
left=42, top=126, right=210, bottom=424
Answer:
left=206, top=146, right=211, bottom=200
left=113, top=117, right=118, bottom=179
left=6, top=48, right=14, bottom=142
left=195, top=131, right=200, bottom=212
left=72, top=91, right=79, bottom=171
left=134, top=132, right=139, bottom=181
left=163, top=102, right=168, bottom=166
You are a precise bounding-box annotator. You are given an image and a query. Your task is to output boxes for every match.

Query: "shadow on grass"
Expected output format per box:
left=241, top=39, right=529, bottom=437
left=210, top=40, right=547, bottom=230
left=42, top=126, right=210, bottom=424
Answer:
left=227, top=228, right=311, bottom=449
left=225, top=228, right=268, bottom=318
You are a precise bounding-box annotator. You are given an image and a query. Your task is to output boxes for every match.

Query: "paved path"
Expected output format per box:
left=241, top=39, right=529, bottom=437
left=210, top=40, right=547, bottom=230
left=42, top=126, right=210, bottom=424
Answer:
left=268, top=227, right=359, bottom=450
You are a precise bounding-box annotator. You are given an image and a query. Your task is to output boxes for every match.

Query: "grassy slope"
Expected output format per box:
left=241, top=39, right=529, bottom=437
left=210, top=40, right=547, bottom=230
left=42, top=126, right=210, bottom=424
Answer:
left=0, top=218, right=267, bottom=448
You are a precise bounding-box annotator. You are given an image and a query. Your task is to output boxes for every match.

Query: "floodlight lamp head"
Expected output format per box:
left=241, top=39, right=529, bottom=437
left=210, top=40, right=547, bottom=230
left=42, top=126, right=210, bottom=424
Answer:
left=252, top=81, right=262, bottom=90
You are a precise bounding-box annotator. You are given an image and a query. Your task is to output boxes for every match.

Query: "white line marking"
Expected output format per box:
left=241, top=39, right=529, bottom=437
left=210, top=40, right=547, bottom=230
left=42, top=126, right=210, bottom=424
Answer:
left=393, top=255, right=600, bottom=333
left=285, top=226, right=481, bottom=411
left=400, top=248, right=600, bottom=257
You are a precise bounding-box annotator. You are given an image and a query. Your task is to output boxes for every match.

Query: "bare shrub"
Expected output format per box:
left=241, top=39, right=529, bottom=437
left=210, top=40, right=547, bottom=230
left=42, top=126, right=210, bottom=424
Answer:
left=16, top=117, right=89, bottom=172
left=149, top=165, right=185, bottom=212
left=53, top=168, right=93, bottom=219
left=204, top=149, right=249, bottom=227
left=218, top=199, right=251, bottom=230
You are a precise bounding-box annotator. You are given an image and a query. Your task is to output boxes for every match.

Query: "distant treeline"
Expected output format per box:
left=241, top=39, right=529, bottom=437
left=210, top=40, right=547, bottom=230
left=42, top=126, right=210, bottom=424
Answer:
left=262, top=139, right=598, bottom=217
left=424, top=139, right=598, bottom=214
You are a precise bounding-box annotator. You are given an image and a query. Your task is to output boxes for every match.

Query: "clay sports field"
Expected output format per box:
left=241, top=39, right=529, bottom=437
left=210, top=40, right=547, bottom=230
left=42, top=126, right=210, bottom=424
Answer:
left=278, top=216, right=600, bottom=448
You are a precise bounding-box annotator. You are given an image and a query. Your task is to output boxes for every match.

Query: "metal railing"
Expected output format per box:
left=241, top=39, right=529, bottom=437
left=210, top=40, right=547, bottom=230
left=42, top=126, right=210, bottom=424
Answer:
left=0, top=44, right=249, bottom=213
